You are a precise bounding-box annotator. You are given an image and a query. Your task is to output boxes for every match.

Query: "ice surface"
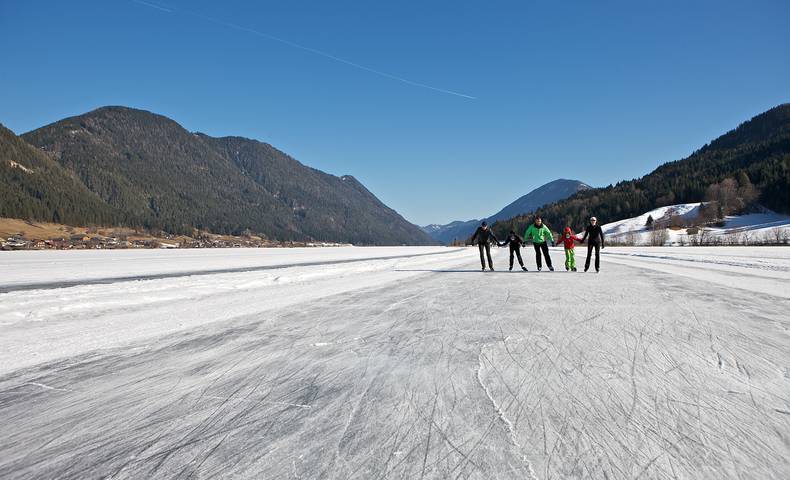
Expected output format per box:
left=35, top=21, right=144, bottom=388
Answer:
left=0, top=246, right=788, bottom=479
left=0, top=246, right=452, bottom=290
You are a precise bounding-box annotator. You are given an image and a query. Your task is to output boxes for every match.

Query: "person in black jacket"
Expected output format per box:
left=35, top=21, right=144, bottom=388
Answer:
left=581, top=216, right=605, bottom=272
left=498, top=230, right=528, bottom=271
left=470, top=221, right=498, bottom=271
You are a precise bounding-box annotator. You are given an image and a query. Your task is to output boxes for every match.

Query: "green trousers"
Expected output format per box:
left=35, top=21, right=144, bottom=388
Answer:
left=564, top=248, right=576, bottom=270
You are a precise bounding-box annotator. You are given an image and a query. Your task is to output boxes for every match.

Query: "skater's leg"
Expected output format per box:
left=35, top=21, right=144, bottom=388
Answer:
left=564, top=249, right=571, bottom=270
left=585, top=243, right=593, bottom=271
left=540, top=242, right=553, bottom=269
left=485, top=243, right=494, bottom=269
left=533, top=243, right=542, bottom=269
left=594, top=243, right=600, bottom=271
left=568, top=249, right=576, bottom=270
left=515, top=248, right=524, bottom=267
left=478, top=244, right=486, bottom=270
left=509, top=248, right=515, bottom=270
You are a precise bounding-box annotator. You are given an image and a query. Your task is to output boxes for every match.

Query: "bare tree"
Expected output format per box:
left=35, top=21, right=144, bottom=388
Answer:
left=736, top=171, right=759, bottom=212
left=771, top=227, right=788, bottom=245
left=626, top=231, right=638, bottom=246
left=697, top=228, right=710, bottom=246
left=650, top=228, right=669, bottom=246
left=706, top=178, right=739, bottom=216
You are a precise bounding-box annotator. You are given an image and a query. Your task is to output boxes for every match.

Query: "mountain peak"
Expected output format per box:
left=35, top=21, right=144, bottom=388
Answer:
left=75, top=105, right=171, bottom=122
left=487, top=179, right=590, bottom=223
left=422, top=178, right=588, bottom=243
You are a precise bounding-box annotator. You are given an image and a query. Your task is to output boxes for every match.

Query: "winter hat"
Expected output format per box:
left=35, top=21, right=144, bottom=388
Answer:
left=481, top=221, right=487, bottom=227
left=590, top=216, right=597, bottom=222
left=564, top=227, right=572, bottom=233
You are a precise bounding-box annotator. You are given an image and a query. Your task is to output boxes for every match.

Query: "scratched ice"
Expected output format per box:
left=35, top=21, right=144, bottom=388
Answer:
left=0, top=246, right=788, bottom=478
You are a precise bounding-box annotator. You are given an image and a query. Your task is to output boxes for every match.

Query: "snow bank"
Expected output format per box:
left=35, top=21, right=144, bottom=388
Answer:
left=603, top=203, right=701, bottom=236
left=0, top=246, right=452, bottom=290
left=602, top=203, right=790, bottom=245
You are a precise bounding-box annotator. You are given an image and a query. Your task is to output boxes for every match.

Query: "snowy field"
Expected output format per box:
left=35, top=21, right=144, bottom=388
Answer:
left=1, top=246, right=789, bottom=479
left=602, top=202, right=790, bottom=246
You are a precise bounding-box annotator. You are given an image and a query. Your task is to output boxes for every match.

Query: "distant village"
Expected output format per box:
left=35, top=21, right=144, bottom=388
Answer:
left=0, top=224, right=351, bottom=251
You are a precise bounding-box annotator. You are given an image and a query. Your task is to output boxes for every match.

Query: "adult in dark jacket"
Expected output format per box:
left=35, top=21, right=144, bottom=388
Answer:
left=498, top=231, right=528, bottom=271
left=470, top=221, right=498, bottom=271
left=581, top=216, right=605, bottom=272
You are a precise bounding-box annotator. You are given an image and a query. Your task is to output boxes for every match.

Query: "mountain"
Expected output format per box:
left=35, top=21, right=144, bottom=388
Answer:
left=3, top=106, right=435, bottom=245
left=422, top=179, right=590, bottom=244
left=0, top=124, right=119, bottom=225
left=487, top=179, right=592, bottom=222
left=197, top=134, right=434, bottom=245
left=492, top=103, right=790, bottom=238
left=420, top=219, right=480, bottom=245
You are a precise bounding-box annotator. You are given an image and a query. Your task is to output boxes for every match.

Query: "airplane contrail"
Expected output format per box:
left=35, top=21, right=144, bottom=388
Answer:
left=132, top=0, right=172, bottom=13
left=130, top=1, right=477, bottom=100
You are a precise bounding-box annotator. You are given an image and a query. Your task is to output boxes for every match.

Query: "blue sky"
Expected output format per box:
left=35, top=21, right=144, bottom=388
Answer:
left=1, top=0, right=788, bottom=225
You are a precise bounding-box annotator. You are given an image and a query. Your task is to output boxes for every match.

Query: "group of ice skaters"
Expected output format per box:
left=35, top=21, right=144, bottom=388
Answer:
left=469, top=216, right=606, bottom=273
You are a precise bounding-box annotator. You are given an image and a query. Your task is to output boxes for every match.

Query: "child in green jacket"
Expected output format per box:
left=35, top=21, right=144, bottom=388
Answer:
left=524, top=216, right=554, bottom=271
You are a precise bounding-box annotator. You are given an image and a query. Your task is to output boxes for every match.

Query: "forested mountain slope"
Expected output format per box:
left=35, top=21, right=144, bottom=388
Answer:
left=0, top=124, right=118, bottom=226
left=494, top=104, right=790, bottom=236
left=10, top=106, right=435, bottom=245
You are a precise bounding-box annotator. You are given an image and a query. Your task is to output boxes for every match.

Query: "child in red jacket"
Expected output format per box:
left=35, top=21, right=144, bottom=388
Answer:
left=559, top=227, right=584, bottom=271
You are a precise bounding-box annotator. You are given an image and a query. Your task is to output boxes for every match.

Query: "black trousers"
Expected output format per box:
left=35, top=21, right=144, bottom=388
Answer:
left=585, top=242, right=601, bottom=271
left=533, top=242, right=552, bottom=269
left=478, top=243, right=493, bottom=269
left=509, top=246, right=524, bottom=269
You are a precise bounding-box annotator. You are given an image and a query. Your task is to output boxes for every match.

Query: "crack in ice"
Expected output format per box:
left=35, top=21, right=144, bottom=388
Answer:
left=475, top=346, right=539, bottom=480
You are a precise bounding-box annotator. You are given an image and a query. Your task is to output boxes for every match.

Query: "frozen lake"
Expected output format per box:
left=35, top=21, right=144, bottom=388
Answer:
left=1, top=246, right=789, bottom=478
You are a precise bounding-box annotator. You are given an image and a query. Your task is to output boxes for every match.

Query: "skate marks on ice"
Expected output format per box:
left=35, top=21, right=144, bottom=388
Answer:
left=0, top=248, right=789, bottom=478
left=0, top=248, right=473, bottom=374
left=480, top=267, right=790, bottom=479
left=602, top=246, right=790, bottom=298
left=0, top=259, right=534, bottom=479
